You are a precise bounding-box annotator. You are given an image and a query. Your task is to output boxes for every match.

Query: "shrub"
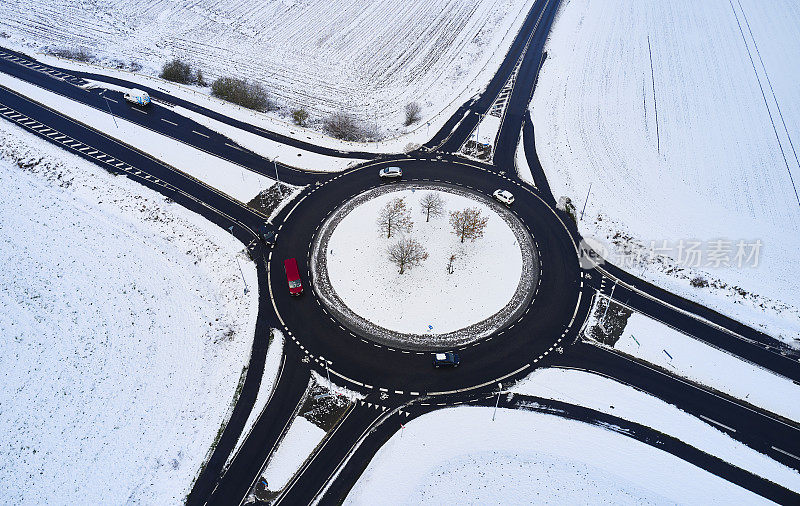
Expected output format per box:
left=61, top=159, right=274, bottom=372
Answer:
left=404, top=102, right=421, bottom=126
left=211, top=77, right=272, bottom=111
left=160, top=58, right=194, bottom=84
left=690, top=276, right=709, bottom=288
left=292, top=108, right=309, bottom=126
left=48, top=47, right=93, bottom=62
left=324, top=112, right=367, bottom=141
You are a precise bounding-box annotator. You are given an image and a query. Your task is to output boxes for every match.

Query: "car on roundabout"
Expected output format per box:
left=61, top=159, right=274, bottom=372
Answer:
left=259, top=223, right=277, bottom=247
left=493, top=189, right=514, bottom=206
left=378, top=166, right=402, bottom=179
left=433, top=351, right=460, bottom=368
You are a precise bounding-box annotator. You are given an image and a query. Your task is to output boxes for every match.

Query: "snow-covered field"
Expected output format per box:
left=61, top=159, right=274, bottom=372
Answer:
left=511, top=368, right=800, bottom=492
left=325, top=187, right=523, bottom=336
left=345, top=406, right=771, bottom=505
left=0, top=119, right=258, bottom=504
left=0, top=0, right=534, bottom=141
left=0, top=72, right=275, bottom=202
left=608, top=310, right=800, bottom=421
left=533, top=0, right=800, bottom=345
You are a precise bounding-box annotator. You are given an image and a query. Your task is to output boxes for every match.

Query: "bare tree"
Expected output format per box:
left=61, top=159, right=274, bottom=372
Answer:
left=447, top=253, right=457, bottom=274
left=405, top=102, right=422, bottom=126
left=419, top=192, right=444, bottom=222
left=324, top=111, right=364, bottom=141
left=387, top=238, right=428, bottom=274
left=377, top=197, right=413, bottom=238
left=450, top=207, right=489, bottom=243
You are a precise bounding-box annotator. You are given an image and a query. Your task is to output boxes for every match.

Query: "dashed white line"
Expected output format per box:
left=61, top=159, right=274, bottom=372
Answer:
left=192, top=130, right=209, bottom=138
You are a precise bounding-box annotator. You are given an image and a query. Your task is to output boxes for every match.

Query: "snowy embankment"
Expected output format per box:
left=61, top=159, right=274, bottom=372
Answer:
left=345, top=406, right=771, bottom=505
left=0, top=72, right=274, bottom=202
left=0, top=0, right=534, bottom=146
left=0, top=119, right=258, bottom=504
left=510, top=368, right=800, bottom=493
left=532, top=0, right=800, bottom=345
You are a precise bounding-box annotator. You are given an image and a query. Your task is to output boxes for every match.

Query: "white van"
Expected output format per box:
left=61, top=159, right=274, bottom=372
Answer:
left=123, top=88, right=151, bottom=106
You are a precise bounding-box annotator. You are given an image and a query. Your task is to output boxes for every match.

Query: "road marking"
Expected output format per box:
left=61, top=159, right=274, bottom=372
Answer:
left=771, top=446, right=800, bottom=461
left=161, top=118, right=178, bottom=126
left=103, top=97, right=118, bottom=103
left=192, top=130, right=209, bottom=138
left=699, top=415, right=737, bottom=432
left=225, top=142, right=245, bottom=151
left=131, top=107, right=148, bottom=114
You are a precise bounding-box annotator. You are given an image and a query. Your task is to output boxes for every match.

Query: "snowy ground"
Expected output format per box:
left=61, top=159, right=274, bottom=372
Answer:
left=0, top=0, right=535, bottom=143
left=345, top=406, right=771, bottom=505
left=263, top=416, right=325, bottom=492
left=324, top=186, right=524, bottom=336
left=593, top=306, right=800, bottom=421
left=532, top=0, right=800, bottom=345
left=0, top=72, right=275, bottom=202
left=510, top=368, right=800, bottom=492
left=0, top=118, right=258, bottom=503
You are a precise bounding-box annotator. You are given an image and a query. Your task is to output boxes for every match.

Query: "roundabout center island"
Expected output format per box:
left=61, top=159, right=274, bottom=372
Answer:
left=310, top=183, right=540, bottom=351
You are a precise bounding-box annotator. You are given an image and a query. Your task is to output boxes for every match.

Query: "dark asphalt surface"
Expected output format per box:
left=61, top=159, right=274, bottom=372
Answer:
left=268, top=157, right=583, bottom=396
left=1, top=0, right=798, bottom=501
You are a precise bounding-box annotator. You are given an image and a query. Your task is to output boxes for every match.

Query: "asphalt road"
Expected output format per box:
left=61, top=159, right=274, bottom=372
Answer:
left=1, top=0, right=798, bottom=501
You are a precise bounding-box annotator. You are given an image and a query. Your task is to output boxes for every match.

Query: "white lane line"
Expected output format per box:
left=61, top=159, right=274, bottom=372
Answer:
left=104, top=97, right=118, bottom=104
left=225, top=142, right=244, bottom=151
left=161, top=118, right=178, bottom=126
left=131, top=108, right=147, bottom=114
left=771, top=446, right=800, bottom=461
left=699, top=414, right=737, bottom=433
left=192, top=130, right=209, bottom=138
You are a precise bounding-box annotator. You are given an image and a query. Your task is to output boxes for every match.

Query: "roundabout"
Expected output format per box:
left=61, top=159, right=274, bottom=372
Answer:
left=267, top=158, right=586, bottom=397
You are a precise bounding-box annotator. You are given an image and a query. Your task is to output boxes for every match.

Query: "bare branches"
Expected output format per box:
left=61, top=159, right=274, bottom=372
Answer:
left=387, top=238, right=428, bottom=274
left=404, top=102, right=422, bottom=126
left=449, top=207, right=488, bottom=243
left=377, top=197, right=413, bottom=238
left=419, top=192, right=444, bottom=222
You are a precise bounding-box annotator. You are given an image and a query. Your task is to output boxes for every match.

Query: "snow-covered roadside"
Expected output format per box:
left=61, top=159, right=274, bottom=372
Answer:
left=532, top=0, right=800, bottom=345
left=0, top=0, right=534, bottom=149
left=0, top=119, right=258, bottom=503
left=0, top=72, right=274, bottom=202
left=345, top=406, right=769, bottom=505
left=599, top=309, right=800, bottom=421
left=510, top=368, right=800, bottom=492
left=168, top=102, right=366, bottom=172
left=225, top=330, right=285, bottom=469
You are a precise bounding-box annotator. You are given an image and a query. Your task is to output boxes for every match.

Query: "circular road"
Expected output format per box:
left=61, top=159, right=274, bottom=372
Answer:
left=267, top=158, right=583, bottom=397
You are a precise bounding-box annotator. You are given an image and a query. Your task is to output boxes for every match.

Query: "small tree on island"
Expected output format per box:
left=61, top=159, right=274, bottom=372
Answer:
left=447, top=253, right=457, bottom=274
left=387, top=238, right=428, bottom=274
left=377, top=197, right=413, bottom=238
left=419, top=192, right=445, bottom=222
left=450, top=207, right=488, bottom=243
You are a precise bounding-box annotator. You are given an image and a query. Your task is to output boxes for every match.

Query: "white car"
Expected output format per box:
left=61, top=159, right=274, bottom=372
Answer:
left=493, top=189, right=514, bottom=205
left=379, top=166, right=402, bottom=179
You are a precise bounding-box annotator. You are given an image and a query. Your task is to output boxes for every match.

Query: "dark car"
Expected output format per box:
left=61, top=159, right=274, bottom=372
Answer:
left=260, top=224, right=277, bottom=247
left=433, top=351, right=460, bottom=368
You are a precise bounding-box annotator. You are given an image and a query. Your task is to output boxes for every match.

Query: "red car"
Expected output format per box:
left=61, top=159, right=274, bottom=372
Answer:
left=284, top=258, right=303, bottom=296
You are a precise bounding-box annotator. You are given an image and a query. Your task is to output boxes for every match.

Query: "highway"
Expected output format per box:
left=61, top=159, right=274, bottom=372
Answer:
left=1, top=0, right=798, bottom=502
